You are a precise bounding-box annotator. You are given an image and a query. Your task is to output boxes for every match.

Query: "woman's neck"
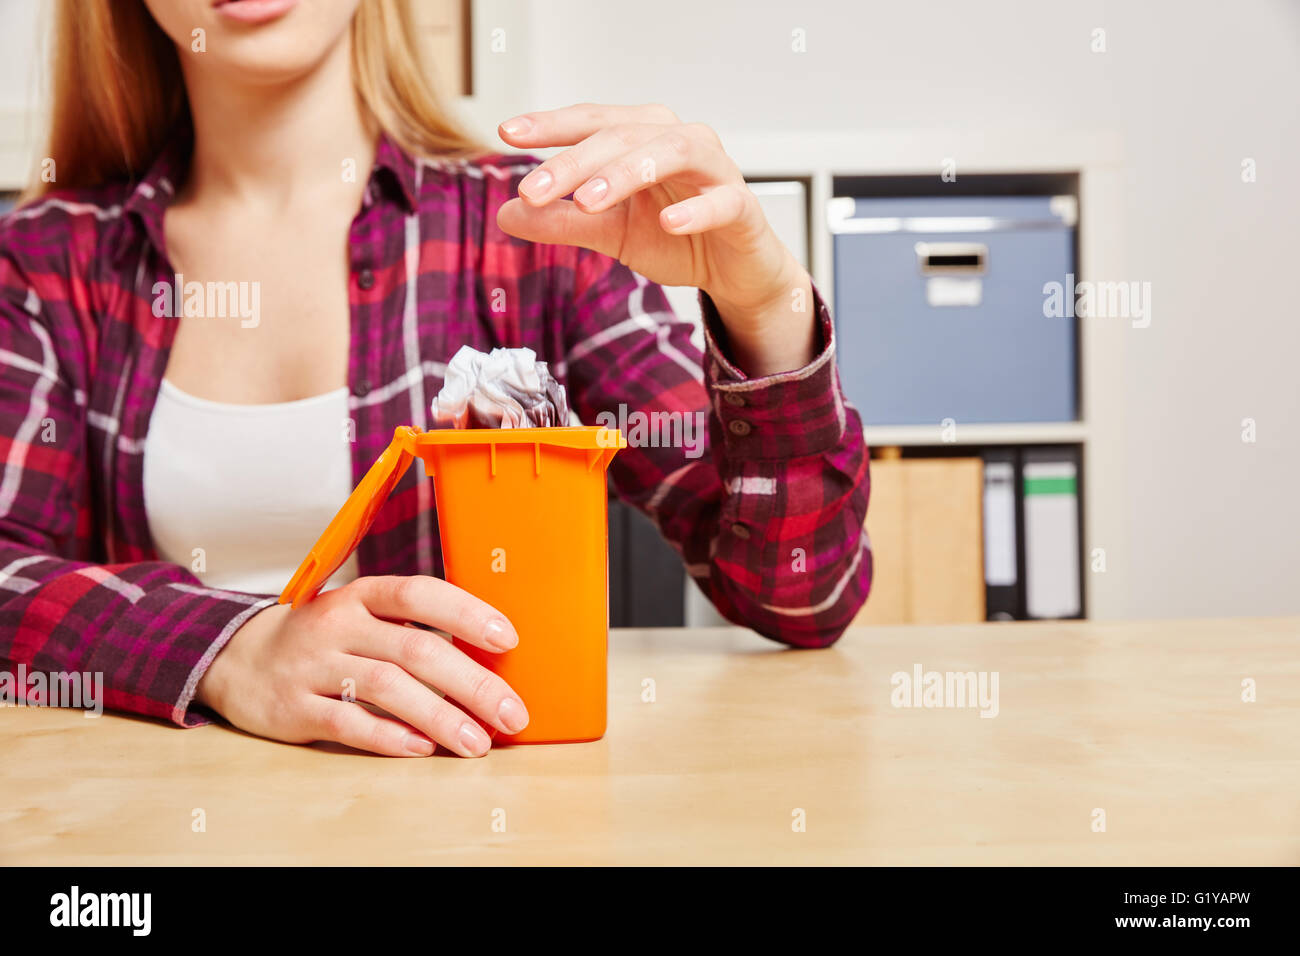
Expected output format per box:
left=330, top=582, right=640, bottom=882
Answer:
left=178, top=32, right=375, bottom=211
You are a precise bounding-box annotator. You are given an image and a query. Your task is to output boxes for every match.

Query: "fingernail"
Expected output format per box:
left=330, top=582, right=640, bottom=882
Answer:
left=484, top=617, right=517, bottom=651
left=501, top=115, right=533, bottom=137
left=498, top=697, right=529, bottom=734
left=575, top=177, right=608, bottom=207
left=404, top=732, right=435, bottom=756
left=458, top=721, right=491, bottom=757
left=663, top=206, right=691, bottom=228
left=519, top=168, right=553, bottom=199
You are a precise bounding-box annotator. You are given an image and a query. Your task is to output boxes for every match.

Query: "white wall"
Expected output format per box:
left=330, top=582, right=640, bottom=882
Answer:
left=2, top=0, right=1297, bottom=619
left=0, top=0, right=43, bottom=113
left=0, top=0, right=47, bottom=183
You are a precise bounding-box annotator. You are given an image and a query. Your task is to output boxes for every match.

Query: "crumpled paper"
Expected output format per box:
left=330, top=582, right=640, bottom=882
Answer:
left=430, top=345, right=569, bottom=428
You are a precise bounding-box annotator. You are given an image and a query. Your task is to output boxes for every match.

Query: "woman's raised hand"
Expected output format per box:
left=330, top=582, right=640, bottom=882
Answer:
left=496, top=102, right=817, bottom=376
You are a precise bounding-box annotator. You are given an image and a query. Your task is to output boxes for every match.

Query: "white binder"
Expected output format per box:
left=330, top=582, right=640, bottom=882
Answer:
left=1022, top=452, right=1081, bottom=619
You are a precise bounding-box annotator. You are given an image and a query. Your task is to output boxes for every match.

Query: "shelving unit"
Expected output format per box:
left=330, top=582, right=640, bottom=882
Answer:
left=719, top=127, right=1130, bottom=620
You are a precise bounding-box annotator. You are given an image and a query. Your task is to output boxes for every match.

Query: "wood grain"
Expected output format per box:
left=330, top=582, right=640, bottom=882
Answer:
left=2, top=620, right=1297, bottom=865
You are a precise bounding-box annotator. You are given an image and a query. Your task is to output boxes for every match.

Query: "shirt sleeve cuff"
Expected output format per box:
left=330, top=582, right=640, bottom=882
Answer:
left=700, top=284, right=848, bottom=461
left=118, top=587, right=279, bottom=728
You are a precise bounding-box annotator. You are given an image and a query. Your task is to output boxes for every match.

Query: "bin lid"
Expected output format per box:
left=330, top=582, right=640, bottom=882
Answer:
left=279, top=425, right=626, bottom=608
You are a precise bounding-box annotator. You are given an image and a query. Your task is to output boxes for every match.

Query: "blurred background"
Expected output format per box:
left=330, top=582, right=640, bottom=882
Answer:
left=2, top=0, right=1297, bottom=627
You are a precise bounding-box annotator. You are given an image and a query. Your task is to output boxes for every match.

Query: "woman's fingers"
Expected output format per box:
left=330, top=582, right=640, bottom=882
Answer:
left=496, top=196, right=626, bottom=259
left=305, top=576, right=530, bottom=756
left=571, top=125, right=739, bottom=213
left=303, top=697, right=436, bottom=758
left=331, top=656, right=495, bottom=758
left=516, top=123, right=665, bottom=206
left=347, top=575, right=517, bottom=654
left=499, top=102, right=679, bottom=148
left=515, top=123, right=737, bottom=215
left=659, top=182, right=758, bottom=236
left=499, top=103, right=750, bottom=260
left=344, top=622, right=530, bottom=736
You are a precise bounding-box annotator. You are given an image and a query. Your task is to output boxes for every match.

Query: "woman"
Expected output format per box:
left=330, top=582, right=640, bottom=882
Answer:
left=0, top=0, right=871, bottom=757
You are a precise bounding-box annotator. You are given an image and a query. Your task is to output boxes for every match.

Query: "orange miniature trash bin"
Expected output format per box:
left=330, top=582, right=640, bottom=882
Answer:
left=281, top=424, right=626, bottom=745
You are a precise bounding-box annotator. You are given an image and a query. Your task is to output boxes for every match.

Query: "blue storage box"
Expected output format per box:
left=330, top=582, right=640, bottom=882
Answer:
left=831, top=195, right=1077, bottom=425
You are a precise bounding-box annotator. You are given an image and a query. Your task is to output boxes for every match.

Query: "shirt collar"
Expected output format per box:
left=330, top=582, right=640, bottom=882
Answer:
left=371, top=131, right=420, bottom=213
left=120, top=130, right=190, bottom=265
left=119, top=124, right=420, bottom=265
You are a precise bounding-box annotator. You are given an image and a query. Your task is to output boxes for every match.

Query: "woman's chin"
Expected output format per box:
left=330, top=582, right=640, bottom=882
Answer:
left=185, top=46, right=338, bottom=89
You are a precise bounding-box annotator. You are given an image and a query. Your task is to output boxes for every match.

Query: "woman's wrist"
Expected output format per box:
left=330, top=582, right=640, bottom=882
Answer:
left=194, top=603, right=286, bottom=712
left=707, top=256, right=818, bottom=378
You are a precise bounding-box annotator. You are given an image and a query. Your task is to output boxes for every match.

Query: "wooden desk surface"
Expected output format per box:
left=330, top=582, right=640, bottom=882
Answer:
left=3, top=619, right=1298, bottom=865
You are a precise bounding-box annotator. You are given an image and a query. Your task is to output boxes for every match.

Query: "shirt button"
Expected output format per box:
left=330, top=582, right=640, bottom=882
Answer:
left=728, top=419, right=752, bottom=437
left=730, top=522, right=751, bottom=540
left=352, top=380, right=371, bottom=398
left=723, top=392, right=746, bottom=408
left=357, top=268, right=375, bottom=290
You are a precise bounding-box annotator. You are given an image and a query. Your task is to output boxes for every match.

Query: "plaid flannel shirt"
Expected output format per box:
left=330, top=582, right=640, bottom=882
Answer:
left=0, top=130, right=871, bottom=728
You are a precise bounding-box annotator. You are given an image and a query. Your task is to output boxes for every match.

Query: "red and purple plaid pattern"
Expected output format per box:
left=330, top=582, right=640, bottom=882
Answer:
left=0, top=130, right=871, bottom=728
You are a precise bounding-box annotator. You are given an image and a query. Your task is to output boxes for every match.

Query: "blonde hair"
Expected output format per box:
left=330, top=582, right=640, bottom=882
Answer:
left=23, top=0, right=481, bottom=202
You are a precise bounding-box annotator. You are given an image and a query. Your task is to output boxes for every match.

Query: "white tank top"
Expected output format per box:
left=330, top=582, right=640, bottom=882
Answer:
left=143, top=379, right=360, bottom=595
